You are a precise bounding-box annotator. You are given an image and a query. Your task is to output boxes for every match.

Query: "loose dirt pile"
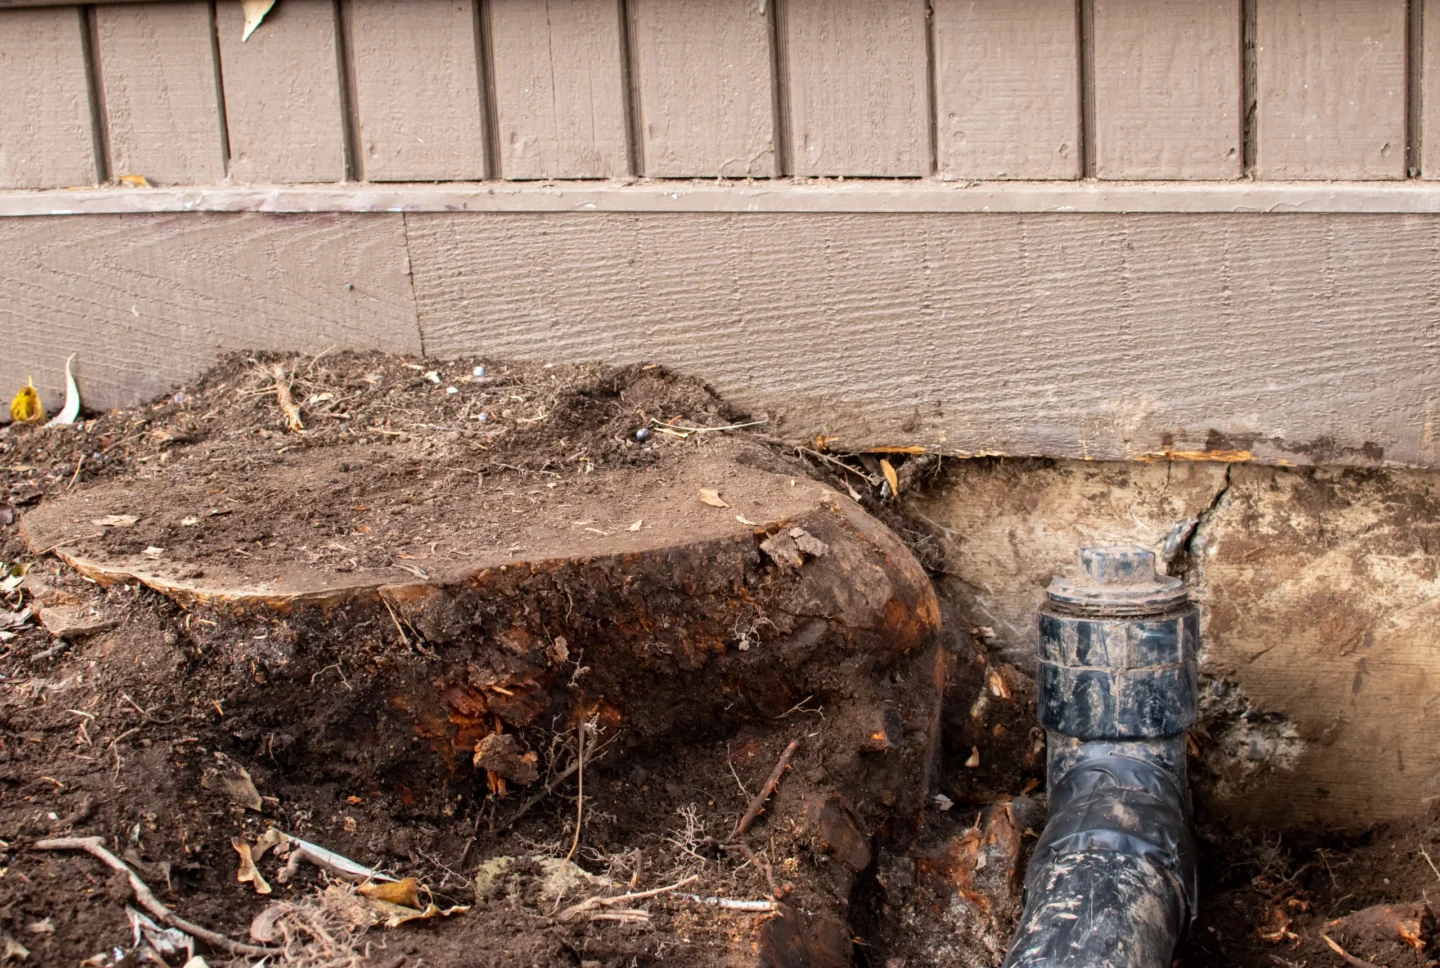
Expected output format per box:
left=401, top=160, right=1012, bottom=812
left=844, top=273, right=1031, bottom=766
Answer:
left=0, top=352, right=1436, bottom=968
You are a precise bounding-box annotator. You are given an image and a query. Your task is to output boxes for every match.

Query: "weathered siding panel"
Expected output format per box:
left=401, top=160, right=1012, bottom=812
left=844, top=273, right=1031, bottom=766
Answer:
left=406, top=212, right=1440, bottom=468
left=489, top=0, right=629, bottom=179
left=348, top=0, right=487, bottom=181
left=782, top=0, right=929, bottom=176
left=1092, top=0, right=1242, bottom=179
left=216, top=0, right=346, bottom=183
left=0, top=213, right=421, bottom=411
left=1422, top=0, right=1440, bottom=178
left=95, top=2, right=225, bottom=184
left=630, top=0, right=774, bottom=178
left=932, top=0, right=1080, bottom=180
left=1256, top=0, right=1406, bottom=179
left=0, top=6, right=95, bottom=188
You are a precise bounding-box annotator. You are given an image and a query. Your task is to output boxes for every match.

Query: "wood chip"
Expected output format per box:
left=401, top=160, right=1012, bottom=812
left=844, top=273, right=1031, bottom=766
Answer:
left=698, top=489, right=729, bottom=508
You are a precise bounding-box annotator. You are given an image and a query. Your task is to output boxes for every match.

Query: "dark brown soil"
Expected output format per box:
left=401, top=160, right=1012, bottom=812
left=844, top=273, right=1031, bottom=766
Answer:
left=0, top=351, right=1434, bottom=968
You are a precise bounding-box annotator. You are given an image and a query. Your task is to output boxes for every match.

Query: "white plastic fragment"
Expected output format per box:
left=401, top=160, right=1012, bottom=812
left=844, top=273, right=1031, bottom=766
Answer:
left=45, top=355, right=80, bottom=427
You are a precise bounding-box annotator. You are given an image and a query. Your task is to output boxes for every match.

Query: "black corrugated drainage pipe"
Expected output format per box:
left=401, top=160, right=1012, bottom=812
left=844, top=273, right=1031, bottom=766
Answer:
left=1001, top=546, right=1199, bottom=968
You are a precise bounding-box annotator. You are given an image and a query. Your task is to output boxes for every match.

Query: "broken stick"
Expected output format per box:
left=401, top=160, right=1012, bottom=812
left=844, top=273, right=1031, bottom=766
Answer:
left=733, top=738, right=800, bottom=839
left=271, top=364, right=303, bottom=432
left=557, top=874, right=699, bottom=922
left=1321, top=933, right=1385, bottom=968
left=35, top=836, right=273, bottom=957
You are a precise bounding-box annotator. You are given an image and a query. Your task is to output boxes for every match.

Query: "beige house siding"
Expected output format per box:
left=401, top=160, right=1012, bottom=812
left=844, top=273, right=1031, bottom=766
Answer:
left=0, top=0, right=1436, bottom=474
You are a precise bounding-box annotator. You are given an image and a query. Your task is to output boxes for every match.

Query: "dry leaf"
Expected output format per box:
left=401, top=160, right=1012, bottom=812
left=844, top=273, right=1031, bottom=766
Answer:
left=249, top=903, right=285, bottom=943
left=93, top=514, right=140, bottom=528
left=117, top=174, right=150, bottom=188
left=964, top=746, right=981, bottom=768
left=251, top=827, right=286, bottom=861
left=358, top=877, right=421, bottom=909
left=880, top=459, right=899, bottom=495
left=627, top=519, right=642, bottom=532
left=232, top=837, right=272, bottom=895
left=9, top=379, right=43, bottom=424
left=986, top=667, right=1013, bottom=700
left=698, top=489, right=729, bottom=508
left=241, top=0, right=277, bottom=41
left=736, top=515, right=759, bottom=526
left=180, top=516, right=200, bottom=526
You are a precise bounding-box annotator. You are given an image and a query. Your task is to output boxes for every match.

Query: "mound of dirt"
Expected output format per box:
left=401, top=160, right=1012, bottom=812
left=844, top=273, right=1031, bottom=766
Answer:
left=4, top=351, right=1437, bottom=968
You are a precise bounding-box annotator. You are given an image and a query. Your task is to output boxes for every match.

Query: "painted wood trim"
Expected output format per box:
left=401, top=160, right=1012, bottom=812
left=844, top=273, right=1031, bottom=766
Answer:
left=487, top=0, right=630, bottom=180
left=215, top=0, right=347, bottom=184
left=782, top=0, right=931, bottom=176
left=12, top=181, right=1440, bottom=215
left=347, top=0, right=488, bottom=181
left=1256, top=0, right=1408, bottom=179
left=931, top=0, right=1081, bottom=180
left=630, top=0, right=776, bottom=178
left=0, top=5, right=97, bottom=188
left=1091, top=0, right=1243, bottom=179
left=93, top=2, right=227, bottom=185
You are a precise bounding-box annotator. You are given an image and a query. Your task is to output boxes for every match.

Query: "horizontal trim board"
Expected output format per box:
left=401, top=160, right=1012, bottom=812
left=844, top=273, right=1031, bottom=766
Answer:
left=12, top=180, right=1440, bottom=215
left=7, top=211, right=1437, bottom=472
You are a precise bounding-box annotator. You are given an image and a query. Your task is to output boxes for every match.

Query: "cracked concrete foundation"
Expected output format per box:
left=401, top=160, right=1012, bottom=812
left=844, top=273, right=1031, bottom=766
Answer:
left=906, top=458, right=1440, bottom=827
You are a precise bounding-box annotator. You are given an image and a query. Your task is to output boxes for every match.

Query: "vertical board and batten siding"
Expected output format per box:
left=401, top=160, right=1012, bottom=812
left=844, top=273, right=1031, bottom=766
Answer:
left=1, top=0, right=1438, bottom=185
left=0, top=5, right=94, bottom=188
left=1255, top=0, right=1407, bottom=179
left=488, top=0, right=629, bottom=179
left=1426, top=0, right=1440, bottom=179
left=94, top=2, right=226, bottom=184
left=931, top=0, right=1080, bottom=180
left=1091, top=0, right=1242, bottom=179
left=781, top=0, right=931, bottom=176
left=347, top=0, right=488, bottom=181
left=215, top=0, right=345, bottom=183
left=630, top=0, right=776, bottom=178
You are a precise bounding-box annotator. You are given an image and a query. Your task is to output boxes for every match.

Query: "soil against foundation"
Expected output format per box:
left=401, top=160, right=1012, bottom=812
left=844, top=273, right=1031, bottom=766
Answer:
left=0, top=351, right=1435, bottom=968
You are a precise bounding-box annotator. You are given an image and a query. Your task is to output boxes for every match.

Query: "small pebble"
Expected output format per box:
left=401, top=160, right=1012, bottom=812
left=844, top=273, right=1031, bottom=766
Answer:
left=472, top=365, right=486, bottom=377
left=446, top=386, right=458, bottom=395
left=478, top=413, right=490, bottom=423
left=172, top=392, right=185, bottom=404
left=635, top=427, right=650, bottom=441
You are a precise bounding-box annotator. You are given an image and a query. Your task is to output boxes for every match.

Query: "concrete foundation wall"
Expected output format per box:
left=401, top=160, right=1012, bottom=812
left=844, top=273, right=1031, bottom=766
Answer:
left=908, top=458, right=1440, bottom=827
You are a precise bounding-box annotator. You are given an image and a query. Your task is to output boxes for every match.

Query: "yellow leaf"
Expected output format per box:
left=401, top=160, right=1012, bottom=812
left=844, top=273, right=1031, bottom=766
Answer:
left=358, top=877, right=422, bottom=910
left=880, top=459, right=899, bottom=495
left=117, top=174, right=150, bottom=188
left=9, top=379, right=43, bottom=424
left=697, top=489, right=729, bottom=508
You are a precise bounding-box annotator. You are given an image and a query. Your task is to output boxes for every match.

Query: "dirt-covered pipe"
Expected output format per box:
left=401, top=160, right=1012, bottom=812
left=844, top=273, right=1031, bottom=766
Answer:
left=1002, top=546, right=1199, bottom=968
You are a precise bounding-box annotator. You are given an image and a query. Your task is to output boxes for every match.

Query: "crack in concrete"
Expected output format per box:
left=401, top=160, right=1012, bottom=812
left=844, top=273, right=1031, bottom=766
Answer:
left=1165, top=463, right=1234, bottom=585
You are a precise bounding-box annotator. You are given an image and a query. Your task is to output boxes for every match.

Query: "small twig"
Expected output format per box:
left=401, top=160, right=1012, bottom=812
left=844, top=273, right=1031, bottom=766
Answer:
left=496, top=732, right=615, bottom=833
left=733, top=739, right=799, bottom=838
left=67, top=454, right=86, bottom=491
left=795, top=447, right=876, bottom=484
left=675, top=893, right=776, bottom=912
left=271, top=364, right=304, bottom=432
left=725, top=745, right=751, bottom=800
left=1322, top=932, right=1384, bottom=968
left=35, top=836, right=273, bottom=956
left=556, top=874, right=699, bottom=922
left=732, top=842, right=782, bottom=899
left=650, top=419, right=767, bottom=434
left=1421, top=844, right=1440, bottom=883
left=563, top=724, right=586, bottom=865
